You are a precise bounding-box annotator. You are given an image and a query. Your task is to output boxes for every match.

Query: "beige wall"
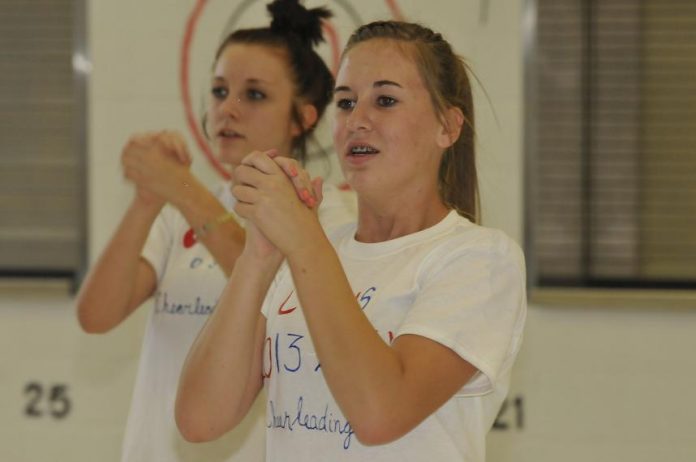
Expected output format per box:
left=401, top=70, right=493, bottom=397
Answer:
left=1, top=1, right=694, bottom=461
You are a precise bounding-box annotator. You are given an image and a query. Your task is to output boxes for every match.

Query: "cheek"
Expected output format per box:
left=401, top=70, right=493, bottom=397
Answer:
left=249, top=108, right=297, bottom=150
left=206, top=102, right=217, bottom=122
left=401, top=116, right=437, bottom=149
left=332, top=115, right=346, bottom=142
left=262, top=105, right=294, bottom=130
left=204, top=106, right=218, bottom=137
left=209, top=99, right=230, bottom=121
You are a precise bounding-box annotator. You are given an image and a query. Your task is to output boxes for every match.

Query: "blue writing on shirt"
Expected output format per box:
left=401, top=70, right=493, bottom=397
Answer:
left=189, top=257, right=219, bottom=270
left=357, top=286, right=376, bottom=310
left=268, top=396, right=354, bottom=450
left=155, top=291, right=215, bottom=316
left=264, top=286, right=398, bottom=378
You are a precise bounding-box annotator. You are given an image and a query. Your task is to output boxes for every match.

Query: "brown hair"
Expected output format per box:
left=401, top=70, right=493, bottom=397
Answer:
left=211, top=0, right=334, bottom=165
left=344, top=21, right=479, bottom=223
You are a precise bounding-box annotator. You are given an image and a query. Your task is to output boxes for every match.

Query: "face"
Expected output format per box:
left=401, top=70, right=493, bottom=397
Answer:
left=332, top=39, right=453, bottom=199
left=207, top=43, right=302, bottom=169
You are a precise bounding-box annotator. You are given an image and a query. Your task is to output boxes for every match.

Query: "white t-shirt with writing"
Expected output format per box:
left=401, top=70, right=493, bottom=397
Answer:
left=120, top=183, right=355, bottom=462
left=261, top=210, right=526, bottom=462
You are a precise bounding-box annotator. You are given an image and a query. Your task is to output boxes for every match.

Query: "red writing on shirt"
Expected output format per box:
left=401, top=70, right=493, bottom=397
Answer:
left=278, top=291, right=297, bottom=315
left=277, top=287, right=377, bottom=316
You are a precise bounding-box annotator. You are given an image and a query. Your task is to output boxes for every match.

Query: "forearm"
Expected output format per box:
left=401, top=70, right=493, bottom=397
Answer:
left=170, top=174, right=245, bottom=276
left=176, top=252, right=280, bottom=442
left=76, top=200, right=160, bottom=333
left=286, top=231, right=407, bottom=435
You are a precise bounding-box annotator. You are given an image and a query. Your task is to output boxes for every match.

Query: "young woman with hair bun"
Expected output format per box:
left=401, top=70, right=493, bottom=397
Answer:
left=76, top=1, right=351, bottom=460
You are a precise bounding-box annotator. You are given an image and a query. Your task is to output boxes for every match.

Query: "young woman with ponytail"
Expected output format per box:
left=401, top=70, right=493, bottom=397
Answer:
left=177, top=20, right=526, bottom=462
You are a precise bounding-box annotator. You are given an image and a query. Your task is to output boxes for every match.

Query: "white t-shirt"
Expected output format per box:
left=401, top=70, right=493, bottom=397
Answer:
left=121, top=183, right=355, bottom=462
left=261, top=210, right=526, bottom=462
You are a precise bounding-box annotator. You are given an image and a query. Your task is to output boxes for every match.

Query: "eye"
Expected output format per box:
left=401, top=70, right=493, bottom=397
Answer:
left=336, top=98, right=355, bottom=110
left=246, top=88, right=266, bottom=101
left=211, top=86, right=228, bottom=100
left=377, top=95, right=397, bottom=107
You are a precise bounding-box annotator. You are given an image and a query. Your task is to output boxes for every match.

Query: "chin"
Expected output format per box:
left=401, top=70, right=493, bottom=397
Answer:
left=217, top=151, right=244, bottom=167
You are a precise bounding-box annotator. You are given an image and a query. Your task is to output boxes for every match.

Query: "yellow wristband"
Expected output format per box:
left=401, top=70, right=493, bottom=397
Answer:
left=194, top=212, right=236, bottom=239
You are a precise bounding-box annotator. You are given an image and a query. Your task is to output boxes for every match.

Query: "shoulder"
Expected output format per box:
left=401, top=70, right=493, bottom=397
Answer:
left=420, top=214, right=525, bottom=283
left=438, top=214, right=522, bottom=260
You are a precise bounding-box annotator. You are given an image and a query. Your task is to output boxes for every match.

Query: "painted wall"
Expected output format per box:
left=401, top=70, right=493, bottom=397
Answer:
left=1, top=1, right=695, bottom=461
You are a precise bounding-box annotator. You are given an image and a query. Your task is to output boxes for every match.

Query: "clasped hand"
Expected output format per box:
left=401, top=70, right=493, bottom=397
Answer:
left=233, top=149, right=323, bottom=259
left=121, top=130, right=193, bottom=208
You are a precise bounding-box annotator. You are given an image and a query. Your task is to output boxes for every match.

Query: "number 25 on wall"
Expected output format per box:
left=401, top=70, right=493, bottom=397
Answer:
left=24, top=382, right=72, bottom=419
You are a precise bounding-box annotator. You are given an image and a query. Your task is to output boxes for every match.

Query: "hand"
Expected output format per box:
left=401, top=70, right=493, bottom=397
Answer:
left=232, top=150, right=323, bottom=256
left=121, top=131, right=193, bottom=207
left=243, top=149, right=323, bottom=209
left=271, top=155, right=324, bottom=210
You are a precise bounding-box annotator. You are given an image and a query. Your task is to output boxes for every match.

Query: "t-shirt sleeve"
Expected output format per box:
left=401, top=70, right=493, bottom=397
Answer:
left=396, top=233, right=526, bottom=396
left=140, top=206, right=175, bottom=283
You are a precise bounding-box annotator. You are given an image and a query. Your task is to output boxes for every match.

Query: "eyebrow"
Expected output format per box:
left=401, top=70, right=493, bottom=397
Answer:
left=374, top=80, right=402, bottom=88
left=333, top=80, right=403, bottom=93
left=212, top=76, right=270, bottom=85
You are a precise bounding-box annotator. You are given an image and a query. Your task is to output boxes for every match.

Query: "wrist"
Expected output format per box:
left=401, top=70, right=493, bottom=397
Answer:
left=130, top=195, right=164, bottom=217
left=238, top=249, right=284, bottom=275
left=285, top=221, right=331, bottom=264
left=193, top=211, right=237, bottom=240
left=168, top=170, right=202, bottom=210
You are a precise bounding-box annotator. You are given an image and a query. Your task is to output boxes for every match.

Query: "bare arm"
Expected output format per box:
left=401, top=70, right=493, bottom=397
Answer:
left=76, top=199, right=160, bottom=333
left=124, top=136, right=316, bottom=278
left=175, top=153, right=317, bottom=442
left=233, top=152, right=479, bottom=446
left=167, top=175, right=246, bottom=277
left=121, top=131, right=246, bottom=277
left=167, top=149, right=315, bottom=277
left=285, top=229, right=478, bottom=445
left=175, top=249, right=280, bottom=442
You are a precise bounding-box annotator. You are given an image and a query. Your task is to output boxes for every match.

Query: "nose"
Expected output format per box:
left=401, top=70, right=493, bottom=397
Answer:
left=219, top=95, right=242, bottom=118
left=345, top=101, right=371, bottom=132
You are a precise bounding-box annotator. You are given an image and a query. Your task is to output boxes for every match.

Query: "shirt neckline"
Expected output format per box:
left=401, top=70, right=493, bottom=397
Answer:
left=340, top=210, right=464, bottom=259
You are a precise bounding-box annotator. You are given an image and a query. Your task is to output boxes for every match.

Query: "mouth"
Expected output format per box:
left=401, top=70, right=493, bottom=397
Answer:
left=218, top=128, right=244, bottom=140
left=347, top=143, right=380, bottom=157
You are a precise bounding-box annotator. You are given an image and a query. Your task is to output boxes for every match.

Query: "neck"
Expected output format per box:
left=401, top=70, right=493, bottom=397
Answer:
left=354, top=190, right=450, bottom=242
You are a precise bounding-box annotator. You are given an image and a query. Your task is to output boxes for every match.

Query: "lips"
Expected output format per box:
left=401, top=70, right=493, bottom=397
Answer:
left=218, top=128, right=244, bottom=139
left=347, top=142, right=380, bottom=156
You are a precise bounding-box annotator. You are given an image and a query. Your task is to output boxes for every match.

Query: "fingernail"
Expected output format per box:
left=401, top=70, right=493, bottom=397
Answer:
left=290, top=165, right=298, bottom=177
left=307, top=197, right=317, bottom=208
left=300, top=189, right=311, bottom=201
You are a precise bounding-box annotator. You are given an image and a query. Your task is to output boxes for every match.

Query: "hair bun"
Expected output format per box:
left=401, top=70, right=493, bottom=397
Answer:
left=267, top=0, right=332, bottom=47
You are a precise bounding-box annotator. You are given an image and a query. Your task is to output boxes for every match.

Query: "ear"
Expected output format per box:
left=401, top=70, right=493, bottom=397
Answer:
left=291, top=103, right=319, bottom=137
left=436, top=106, right=465, bottom=149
